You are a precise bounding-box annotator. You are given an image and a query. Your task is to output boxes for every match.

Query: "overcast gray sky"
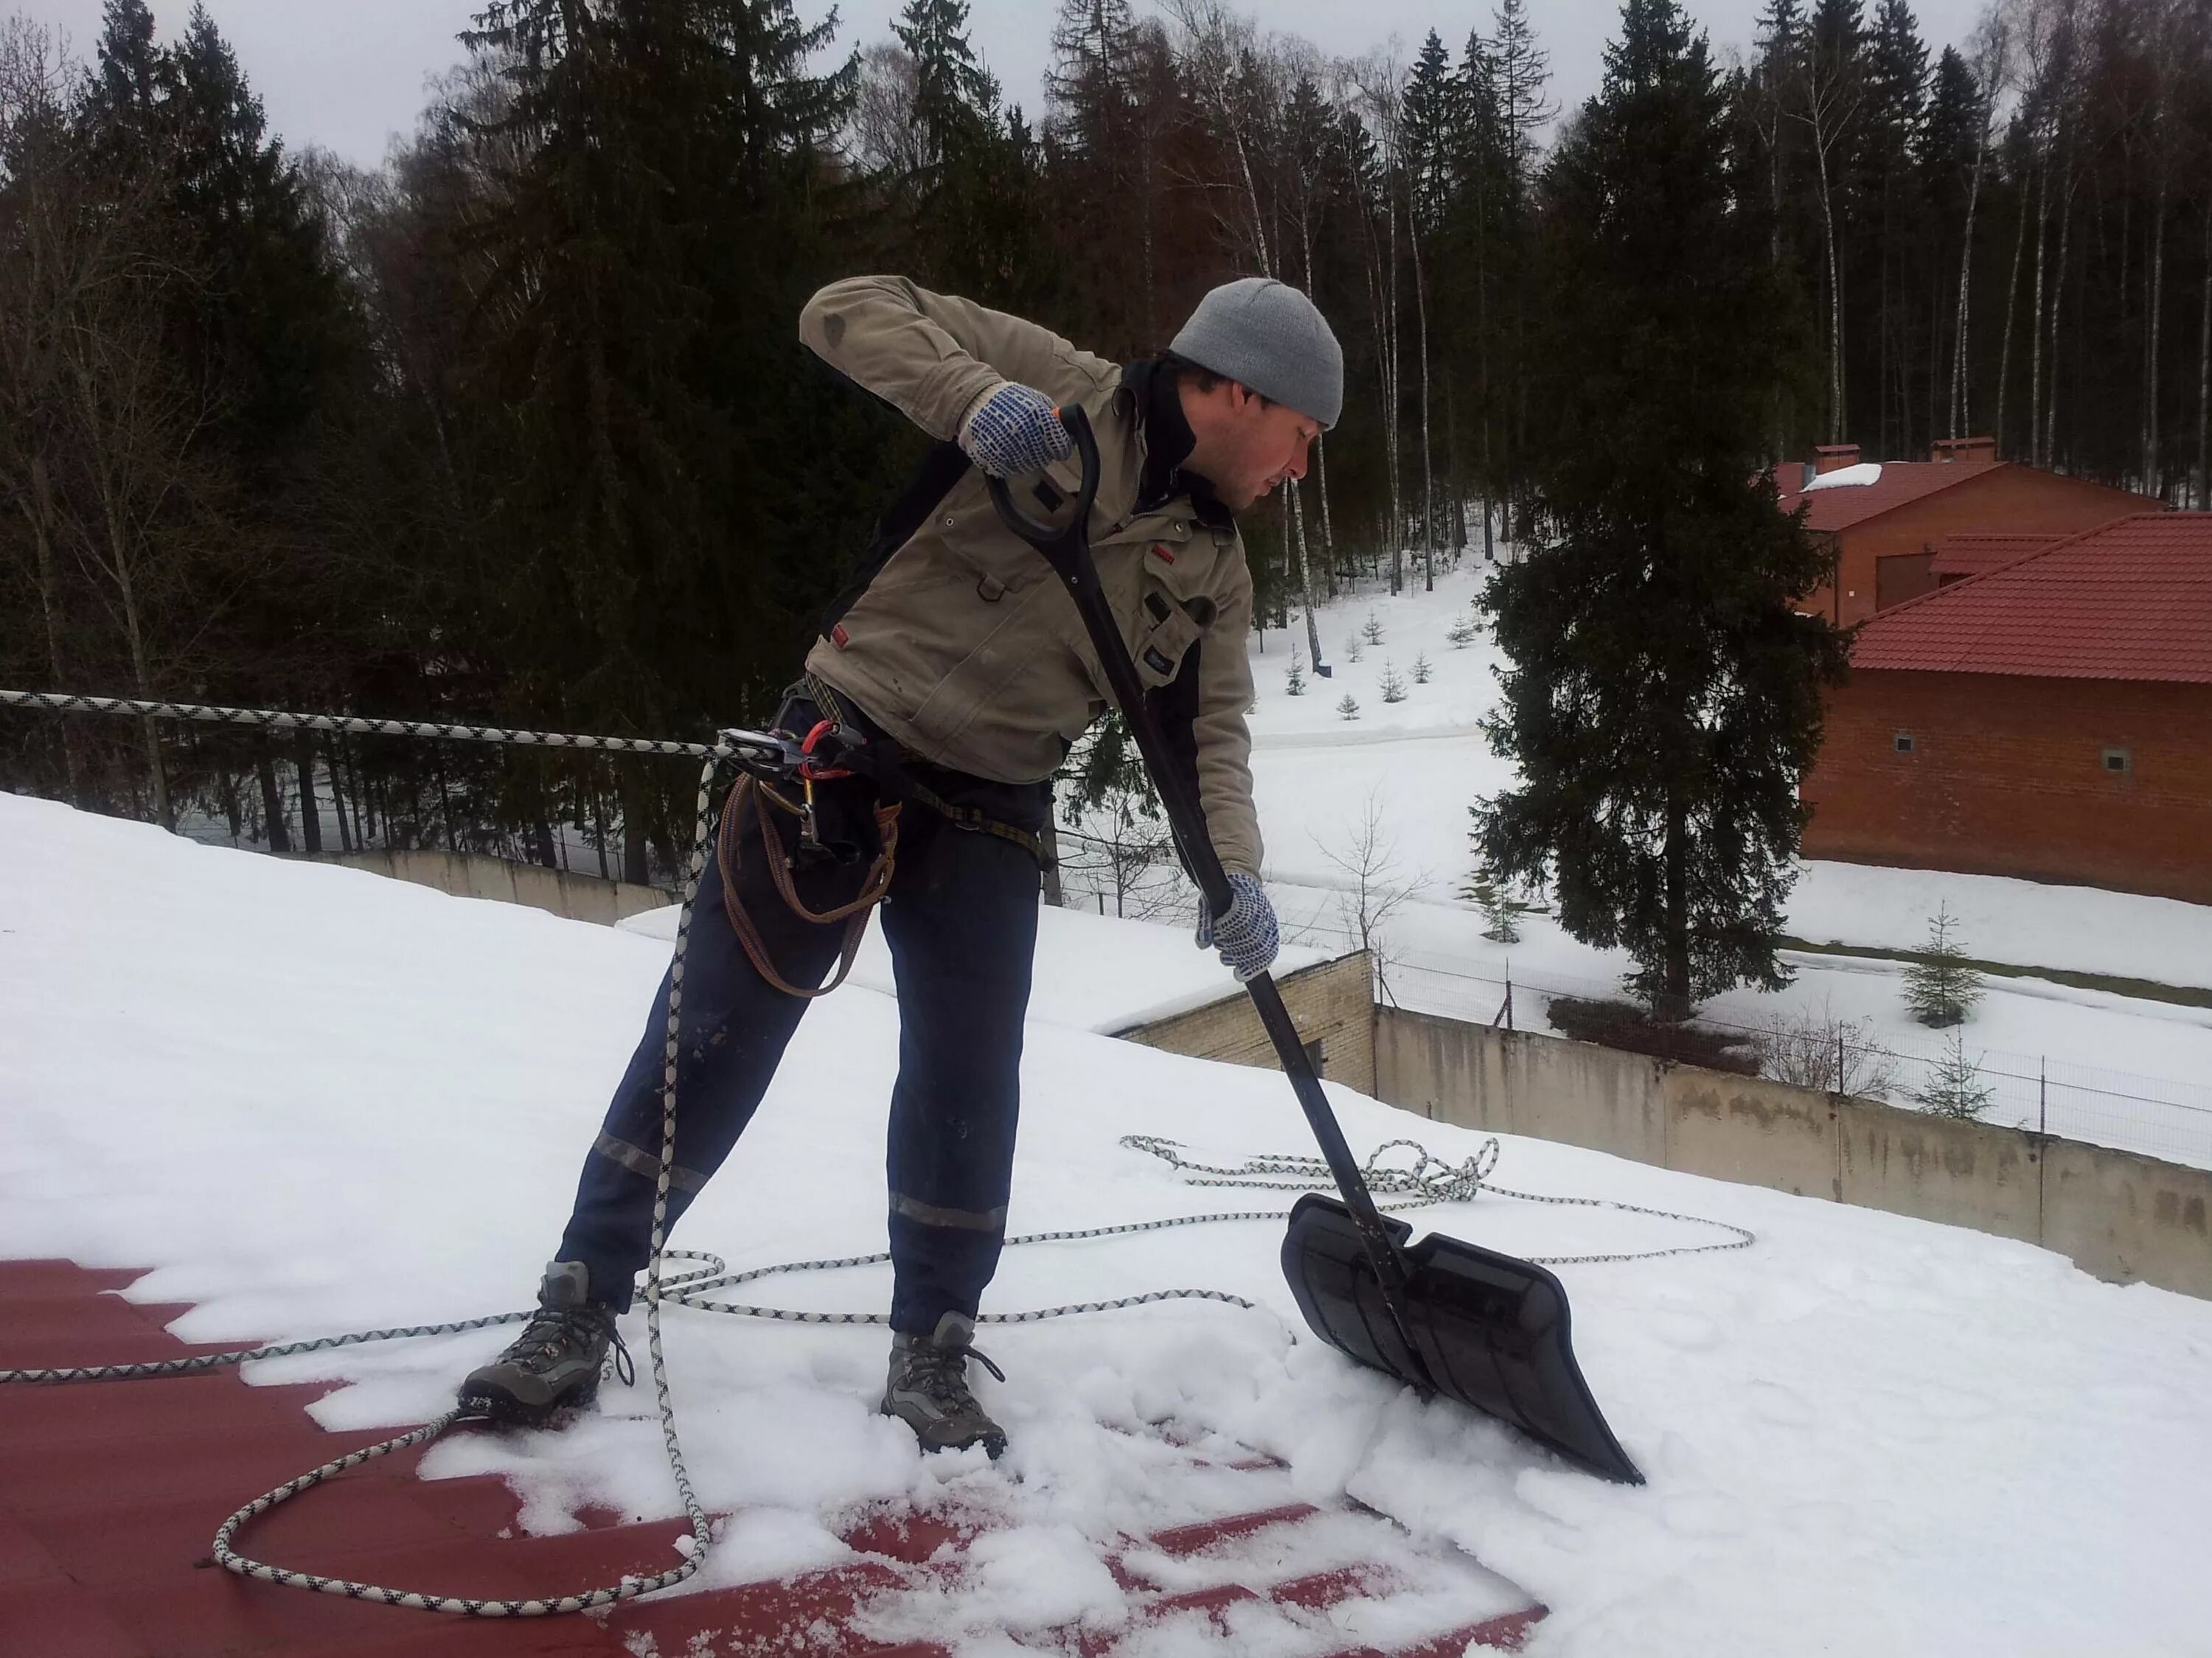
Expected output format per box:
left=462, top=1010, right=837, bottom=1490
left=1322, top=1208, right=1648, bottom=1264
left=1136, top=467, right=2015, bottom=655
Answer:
left=14, top=0, right=1985, bottom=168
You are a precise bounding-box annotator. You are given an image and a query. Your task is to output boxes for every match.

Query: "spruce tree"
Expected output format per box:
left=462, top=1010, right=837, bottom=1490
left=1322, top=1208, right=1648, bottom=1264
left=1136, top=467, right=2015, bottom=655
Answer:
left=1911, top=1030, right=1993, bottom=1119
left=1902, top=901, right=1983, bottom=1026
left=1476, top=0, right=1847, bottom=1020
left=1862, top=0, right=1928, bottom=457
left=453, top=0, right=869, bottom=868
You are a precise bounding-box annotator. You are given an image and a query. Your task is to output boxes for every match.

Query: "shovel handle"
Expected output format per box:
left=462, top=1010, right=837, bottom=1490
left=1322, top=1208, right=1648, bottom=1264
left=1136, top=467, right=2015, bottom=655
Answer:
left=987, top=405, right=1430, bottom=1382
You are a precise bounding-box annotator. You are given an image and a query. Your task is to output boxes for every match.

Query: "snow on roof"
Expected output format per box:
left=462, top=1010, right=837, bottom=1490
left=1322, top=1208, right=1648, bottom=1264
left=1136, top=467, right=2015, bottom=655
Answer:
left=7, top=762, right=2212, bottom=1654
left=622, top=899, right=1328, bottom=1032
left=1851, top=512, right=2212, bottom=683
left=1775, top=457, right=2005, bottom=532
left=1802, top=461, right=1882, bottom=490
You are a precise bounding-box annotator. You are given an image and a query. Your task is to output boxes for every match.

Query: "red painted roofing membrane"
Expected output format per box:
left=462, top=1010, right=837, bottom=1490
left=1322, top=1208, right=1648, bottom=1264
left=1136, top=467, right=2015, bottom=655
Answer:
left=1, top=1259, right=1546, bottom=1657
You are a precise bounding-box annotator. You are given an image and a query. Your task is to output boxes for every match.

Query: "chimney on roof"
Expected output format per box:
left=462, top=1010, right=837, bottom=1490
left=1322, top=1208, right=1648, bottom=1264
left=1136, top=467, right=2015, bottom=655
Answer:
left=1814, top=444, right=1861, bottom=475
left=1930, top=436, right=1997, bottom=465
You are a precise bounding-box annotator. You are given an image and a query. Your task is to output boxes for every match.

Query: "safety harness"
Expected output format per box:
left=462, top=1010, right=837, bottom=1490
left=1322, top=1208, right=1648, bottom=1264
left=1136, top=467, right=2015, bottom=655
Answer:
left=714, top=673, right=1048, bottom=1000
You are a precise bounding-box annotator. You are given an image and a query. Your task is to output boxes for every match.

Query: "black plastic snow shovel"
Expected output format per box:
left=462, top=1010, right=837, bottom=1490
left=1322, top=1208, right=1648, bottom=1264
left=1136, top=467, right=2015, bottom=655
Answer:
left=988, top=406, right=1642, bottom=1485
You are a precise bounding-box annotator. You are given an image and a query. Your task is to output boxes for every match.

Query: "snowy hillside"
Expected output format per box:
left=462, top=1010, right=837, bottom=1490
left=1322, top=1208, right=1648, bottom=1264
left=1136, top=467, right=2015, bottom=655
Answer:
left=1209, top=565, right=2212, bottom=1168
left=4, top=791, right=2211, bottom=1655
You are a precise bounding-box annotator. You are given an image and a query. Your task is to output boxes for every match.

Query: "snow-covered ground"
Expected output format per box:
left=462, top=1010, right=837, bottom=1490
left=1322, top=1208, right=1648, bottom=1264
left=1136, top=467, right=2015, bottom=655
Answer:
left=6, top=793, right=2212, bottom=1655
left=1192, top=565, right=2212, bottom=1168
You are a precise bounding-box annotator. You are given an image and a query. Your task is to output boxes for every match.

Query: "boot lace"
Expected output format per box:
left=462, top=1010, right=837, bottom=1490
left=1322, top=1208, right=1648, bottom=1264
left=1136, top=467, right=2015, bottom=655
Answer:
left=512, top=1303, right=633, bottom=1387
left=907, top=1339, right=1005, bottom=1407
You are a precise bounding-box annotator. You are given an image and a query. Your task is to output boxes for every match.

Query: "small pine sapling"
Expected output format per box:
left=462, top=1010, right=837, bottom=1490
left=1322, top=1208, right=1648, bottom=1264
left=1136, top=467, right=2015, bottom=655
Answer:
left=1911, top=1030, right=1995, bottom=1119
left=1446, top=615, right=1478, bottom=649
left=1286, top=642, right=1307, bottom=696
left=1379, top=660, right=1408, bottom=703
left=1337, top=694, right=1361, bottom=721
left=1479, top=877, right=1521, bottom=944
left=1902, top=902, right=1984, bottom=1027
left=1411, top=650, right=1433, bottom=684
left=1361, top=610, right=1385, bottom=644
left=1346, top=635, right=1365, bottom=663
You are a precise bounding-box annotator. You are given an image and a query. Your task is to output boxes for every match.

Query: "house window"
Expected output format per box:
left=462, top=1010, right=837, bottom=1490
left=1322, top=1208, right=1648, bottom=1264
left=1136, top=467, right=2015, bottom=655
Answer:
left=2103, top=748, right=2132, bottom=775
left=1894, top=733, right=1916, bottom=754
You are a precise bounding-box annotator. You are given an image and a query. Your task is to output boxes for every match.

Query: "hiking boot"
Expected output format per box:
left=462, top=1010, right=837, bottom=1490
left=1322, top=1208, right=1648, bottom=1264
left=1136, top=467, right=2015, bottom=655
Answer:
left=459, top=1260, right=630, bottom=1427
left=881, top=1312, right=1008, bottom=1460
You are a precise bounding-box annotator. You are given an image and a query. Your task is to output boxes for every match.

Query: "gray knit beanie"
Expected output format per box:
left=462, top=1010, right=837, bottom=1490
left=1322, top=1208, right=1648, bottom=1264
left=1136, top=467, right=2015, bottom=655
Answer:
left=1169, top=277, right=1343, bottom=430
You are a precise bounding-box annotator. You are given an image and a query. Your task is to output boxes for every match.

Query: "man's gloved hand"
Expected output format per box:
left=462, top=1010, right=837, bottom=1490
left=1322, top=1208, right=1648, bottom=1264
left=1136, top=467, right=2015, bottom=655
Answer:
left=959, top=383, right=1074, bottom=478
left=1196, top=871, right=1279, bottom=982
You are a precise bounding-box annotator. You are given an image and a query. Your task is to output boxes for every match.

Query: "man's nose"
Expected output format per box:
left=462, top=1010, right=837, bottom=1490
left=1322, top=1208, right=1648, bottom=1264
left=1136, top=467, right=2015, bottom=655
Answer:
left=1287, top=439, right=1312, bottom=481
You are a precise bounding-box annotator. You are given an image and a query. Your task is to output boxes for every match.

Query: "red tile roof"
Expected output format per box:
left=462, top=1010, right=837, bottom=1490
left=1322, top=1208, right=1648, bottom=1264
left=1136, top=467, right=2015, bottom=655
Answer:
left=1929, top=532, right=2062, bottom=578
left=1775, top=459, right=2005, bottom=532
left=1850, top=513, right=2212, bottom=683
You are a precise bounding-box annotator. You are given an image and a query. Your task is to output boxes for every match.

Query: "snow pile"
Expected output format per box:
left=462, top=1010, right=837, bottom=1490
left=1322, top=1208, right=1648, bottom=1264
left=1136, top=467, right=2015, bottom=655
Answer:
left=1802, top=461, right=1883, bottom=490
left=5, top=791, right=2212, bottom=1655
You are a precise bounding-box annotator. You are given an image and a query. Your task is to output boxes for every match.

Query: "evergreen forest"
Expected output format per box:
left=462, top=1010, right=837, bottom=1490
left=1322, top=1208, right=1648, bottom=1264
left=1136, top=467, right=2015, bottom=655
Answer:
left=3, top=0, right=2209, bottom=891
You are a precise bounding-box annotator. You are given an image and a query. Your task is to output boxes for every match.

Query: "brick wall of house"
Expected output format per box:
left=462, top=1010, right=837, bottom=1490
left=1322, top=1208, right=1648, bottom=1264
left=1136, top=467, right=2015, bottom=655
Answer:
left=1800, top=469, right=2157, bottom=626
left=1804, top=669, right=2212, bottom=902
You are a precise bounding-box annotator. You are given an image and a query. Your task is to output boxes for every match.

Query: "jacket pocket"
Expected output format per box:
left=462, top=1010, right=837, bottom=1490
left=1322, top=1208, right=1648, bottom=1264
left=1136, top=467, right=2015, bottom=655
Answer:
left=1131, top=573, right=1206, bottom=687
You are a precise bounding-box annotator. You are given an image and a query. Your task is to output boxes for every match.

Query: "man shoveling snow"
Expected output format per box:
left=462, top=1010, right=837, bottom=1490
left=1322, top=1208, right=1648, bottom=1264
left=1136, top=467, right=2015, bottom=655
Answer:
left=461, top=274, right=1344, bottom=1457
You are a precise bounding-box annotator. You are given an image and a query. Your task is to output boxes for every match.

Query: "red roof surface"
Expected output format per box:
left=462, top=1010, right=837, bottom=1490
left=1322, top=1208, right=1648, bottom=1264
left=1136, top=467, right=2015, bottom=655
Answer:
left=1928, top=532, right=2062, bottom=578
left=1850, top=513, right=2212, bottom=683
left=1775, top=459, right=2005, bottom=532
left=0, top=1258, right=1545, bottom=1657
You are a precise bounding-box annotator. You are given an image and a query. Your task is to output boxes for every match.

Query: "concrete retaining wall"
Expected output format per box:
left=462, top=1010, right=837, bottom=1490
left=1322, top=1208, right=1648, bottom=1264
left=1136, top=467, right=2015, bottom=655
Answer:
left=319, top=849, right=672, bottom=927
left=1376, top=1006, right=2212, bottom=1300
left=1116, top=952, right=1377, bottom=1098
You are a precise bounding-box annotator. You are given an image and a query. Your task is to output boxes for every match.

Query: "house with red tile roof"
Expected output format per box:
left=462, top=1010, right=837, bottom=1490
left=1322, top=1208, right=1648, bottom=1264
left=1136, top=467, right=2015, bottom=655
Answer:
left=1802, top=514, right=2212, bottom=903
left=1775, top=439, right=2160, bottom=626
left=1929, top=532, right=2061, bottom=584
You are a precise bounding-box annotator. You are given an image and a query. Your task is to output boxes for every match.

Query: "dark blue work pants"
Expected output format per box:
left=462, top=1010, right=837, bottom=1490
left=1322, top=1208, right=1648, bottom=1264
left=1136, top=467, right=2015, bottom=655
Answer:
left=556, top=716, right=1049, bottom=1336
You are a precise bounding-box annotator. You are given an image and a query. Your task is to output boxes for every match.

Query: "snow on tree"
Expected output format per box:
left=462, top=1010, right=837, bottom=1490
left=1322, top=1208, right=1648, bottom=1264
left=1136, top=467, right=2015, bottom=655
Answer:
left=1361, top=608, right=1386, bottom=644
left=1337, top=693, right=1361, bottom=720
left=1380, top=660, right=1408, bottom=702
left=1411, top=649, right=1433, bottom=683
left=1447, top=614, right=1478, bottom=648
left=1285, top=641, right=1307, bottom=695
left=1902, top=901, right=1983, bottom=1027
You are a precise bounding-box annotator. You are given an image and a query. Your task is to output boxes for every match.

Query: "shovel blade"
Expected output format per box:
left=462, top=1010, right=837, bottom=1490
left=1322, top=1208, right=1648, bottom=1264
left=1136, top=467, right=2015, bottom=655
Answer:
left=1281, top=1194, right=1644, bottom=1485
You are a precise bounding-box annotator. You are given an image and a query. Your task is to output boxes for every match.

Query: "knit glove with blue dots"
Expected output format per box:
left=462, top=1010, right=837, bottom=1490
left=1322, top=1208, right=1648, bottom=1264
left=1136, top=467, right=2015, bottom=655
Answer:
left=958, top=383, right=1074, bottom=478
left=1196, top=871, right=1279, bottom=982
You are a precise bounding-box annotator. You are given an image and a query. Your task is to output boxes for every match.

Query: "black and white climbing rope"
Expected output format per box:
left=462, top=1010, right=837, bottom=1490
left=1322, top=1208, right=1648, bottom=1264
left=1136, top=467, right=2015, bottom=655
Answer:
left=0, top=686, right=1759, bottom=1621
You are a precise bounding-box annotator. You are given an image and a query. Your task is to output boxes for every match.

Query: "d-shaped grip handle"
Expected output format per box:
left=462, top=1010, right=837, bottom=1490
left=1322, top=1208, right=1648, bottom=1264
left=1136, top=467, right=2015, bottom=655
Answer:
left=984, top=405, right=1102, bottom=571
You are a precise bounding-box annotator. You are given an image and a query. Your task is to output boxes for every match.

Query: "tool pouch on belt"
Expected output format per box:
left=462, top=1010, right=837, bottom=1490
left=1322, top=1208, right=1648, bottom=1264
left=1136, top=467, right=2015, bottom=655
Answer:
left=717, top=691, right=901, bottom=1001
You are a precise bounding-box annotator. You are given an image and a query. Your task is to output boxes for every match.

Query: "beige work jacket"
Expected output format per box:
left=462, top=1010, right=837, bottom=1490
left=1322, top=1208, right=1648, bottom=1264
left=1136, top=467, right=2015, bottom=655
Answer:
left=799, top=276, right=1262, bottom=877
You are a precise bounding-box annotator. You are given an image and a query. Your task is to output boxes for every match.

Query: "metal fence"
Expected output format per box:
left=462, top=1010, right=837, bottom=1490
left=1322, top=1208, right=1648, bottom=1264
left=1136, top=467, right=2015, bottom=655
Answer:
left=1049, top=850, right=2212, bottom=1174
